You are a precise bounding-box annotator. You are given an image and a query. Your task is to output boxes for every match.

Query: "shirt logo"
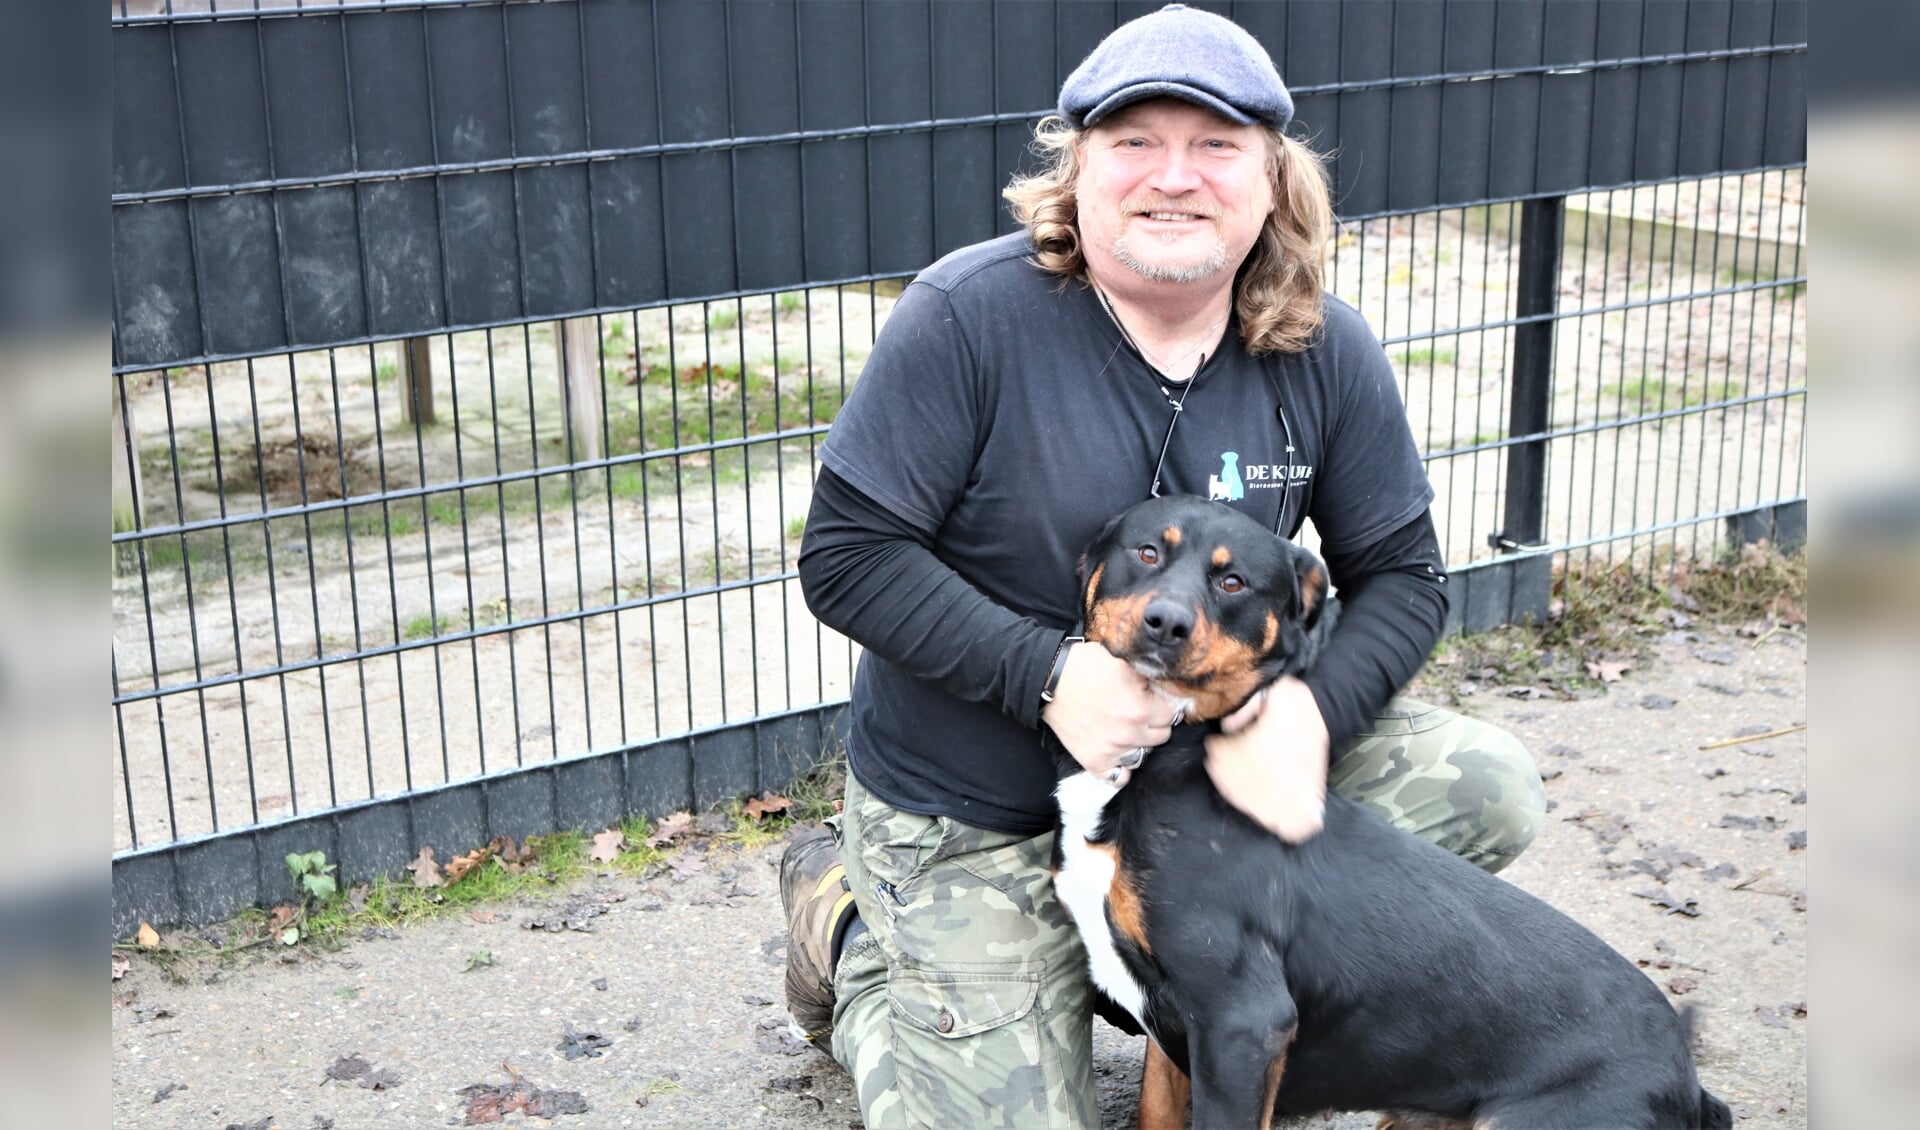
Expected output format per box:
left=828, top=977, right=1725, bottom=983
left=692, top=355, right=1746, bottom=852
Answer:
left=1210, top=450, right=1314, bottom=500
left=1208, top=452, right=1246, bottom=501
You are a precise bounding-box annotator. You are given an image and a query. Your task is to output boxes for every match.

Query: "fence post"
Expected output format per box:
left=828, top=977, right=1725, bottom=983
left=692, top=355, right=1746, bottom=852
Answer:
left=554, top=317, right=605, bottom=463
left=403, top=336, right=436, bottom=426
left=1488, top=195, right=1565, bottom=625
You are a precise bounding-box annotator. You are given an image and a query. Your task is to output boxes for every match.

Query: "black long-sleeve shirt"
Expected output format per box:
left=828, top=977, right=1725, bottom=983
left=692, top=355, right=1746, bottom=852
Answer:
left=800, top=233, right=1447, bottom=834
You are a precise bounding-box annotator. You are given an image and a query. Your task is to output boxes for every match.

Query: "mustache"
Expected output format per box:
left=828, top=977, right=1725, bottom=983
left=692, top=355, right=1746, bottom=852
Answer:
left=1122, top=196, right=1222, bottom=219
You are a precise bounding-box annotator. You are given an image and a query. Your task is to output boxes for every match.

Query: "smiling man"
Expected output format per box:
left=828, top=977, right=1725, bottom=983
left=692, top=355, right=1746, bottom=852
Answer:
left=782, top=5, right=1546, bottom=1126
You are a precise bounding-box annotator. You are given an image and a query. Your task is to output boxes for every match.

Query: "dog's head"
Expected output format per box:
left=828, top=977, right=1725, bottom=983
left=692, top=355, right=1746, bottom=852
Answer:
left=1076, top=495, right=1334, bottom=721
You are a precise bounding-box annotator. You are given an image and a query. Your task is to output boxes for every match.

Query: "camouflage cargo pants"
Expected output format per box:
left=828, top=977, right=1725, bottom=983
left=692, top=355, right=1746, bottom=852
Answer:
left=824, top=697, right=1544, bottom=1128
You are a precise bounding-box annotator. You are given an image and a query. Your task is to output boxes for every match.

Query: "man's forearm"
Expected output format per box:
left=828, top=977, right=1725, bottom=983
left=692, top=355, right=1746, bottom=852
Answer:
left=1301, top=512, right=1449, bottom=749
left=798, top=468, right=1063, bottom=728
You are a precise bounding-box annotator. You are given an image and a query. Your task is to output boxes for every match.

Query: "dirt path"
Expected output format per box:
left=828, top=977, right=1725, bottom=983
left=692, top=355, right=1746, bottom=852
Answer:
left=111, top=629, right=1805, bottom=1129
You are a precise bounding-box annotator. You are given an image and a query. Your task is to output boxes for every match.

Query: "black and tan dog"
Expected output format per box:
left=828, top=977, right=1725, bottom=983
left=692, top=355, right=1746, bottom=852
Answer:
left=1049, top=495, right=1732, bottom=1129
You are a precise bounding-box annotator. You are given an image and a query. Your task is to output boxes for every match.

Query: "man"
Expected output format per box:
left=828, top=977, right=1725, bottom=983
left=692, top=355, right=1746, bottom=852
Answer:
left=784, top=6, right=1546, bottom=1126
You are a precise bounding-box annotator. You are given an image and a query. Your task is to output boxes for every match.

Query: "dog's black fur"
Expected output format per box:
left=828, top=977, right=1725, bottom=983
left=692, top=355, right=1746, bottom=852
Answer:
left=1050, top=495, right=1732, bottom=1129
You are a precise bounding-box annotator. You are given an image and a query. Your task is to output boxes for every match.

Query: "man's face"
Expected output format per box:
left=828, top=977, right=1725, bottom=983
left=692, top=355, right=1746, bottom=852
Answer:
left=1076, top=99, right=1275, bottom=287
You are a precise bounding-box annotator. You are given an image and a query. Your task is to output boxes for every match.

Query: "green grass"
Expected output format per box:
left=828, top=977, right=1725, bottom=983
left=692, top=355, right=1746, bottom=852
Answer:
left=1395, top=345, right=1458, bottom=367
left=608, top=361, right=847, bottom=456
left=776, top=291, right=805, bottom=317
left=403, top=613, right=450, bottom=640
left=705, top=303, right=739, bottom=333
left=114, top=529, right=254, bottom=580
left=784, top=515, right=807, bottom=541
left=1600, top=374, right=1744, bottom=411
left=346, top=505, right=416, bottom=539
left=374, top=361, right=397, bottom=386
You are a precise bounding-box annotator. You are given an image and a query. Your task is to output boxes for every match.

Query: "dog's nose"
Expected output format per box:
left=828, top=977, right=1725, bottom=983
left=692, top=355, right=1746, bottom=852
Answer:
left=1141, top=599, right=1194, bottom=646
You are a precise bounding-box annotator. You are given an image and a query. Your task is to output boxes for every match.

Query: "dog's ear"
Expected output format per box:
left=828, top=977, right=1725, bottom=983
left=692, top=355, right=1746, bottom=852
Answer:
left=1078, top=509, right=1133, bottom=589
left=1076, top=509, right=1131, bottom=621
left=1293, top=546, right=1330, bottom=631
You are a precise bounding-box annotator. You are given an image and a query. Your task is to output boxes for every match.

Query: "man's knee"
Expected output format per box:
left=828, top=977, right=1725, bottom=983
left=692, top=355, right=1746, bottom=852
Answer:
left=1335, top=700, right=1546, bottom=874
left=1443, top=718, right=1546, bottom=873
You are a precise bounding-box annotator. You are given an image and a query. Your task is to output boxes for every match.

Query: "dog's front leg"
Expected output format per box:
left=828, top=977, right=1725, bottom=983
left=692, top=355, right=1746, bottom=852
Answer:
left=1137, top=1039, right=1191, bottom=1130
left=1185, top=999, right=1298, bottom=1129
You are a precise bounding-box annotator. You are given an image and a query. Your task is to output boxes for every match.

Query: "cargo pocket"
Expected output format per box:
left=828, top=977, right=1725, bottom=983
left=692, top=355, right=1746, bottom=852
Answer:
left=888, top=966, right=1058, bottom=1127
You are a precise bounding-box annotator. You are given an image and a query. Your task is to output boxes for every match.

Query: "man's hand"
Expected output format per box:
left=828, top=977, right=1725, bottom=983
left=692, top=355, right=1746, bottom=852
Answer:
left=1204, top=676, right=1329, bottom=842
left=1041, top=641, right=1177, bottom=788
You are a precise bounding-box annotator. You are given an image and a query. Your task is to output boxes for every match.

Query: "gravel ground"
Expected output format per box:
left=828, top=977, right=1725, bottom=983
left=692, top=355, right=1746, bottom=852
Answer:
left=111, top=627, right=1805, bottom=1129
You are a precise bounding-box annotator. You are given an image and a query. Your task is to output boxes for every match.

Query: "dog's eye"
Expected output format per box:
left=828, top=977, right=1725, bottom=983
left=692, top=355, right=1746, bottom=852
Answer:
left=1138, top=545, right=1159, bottom=565
left=1219, top=575, right=1245, bottom=593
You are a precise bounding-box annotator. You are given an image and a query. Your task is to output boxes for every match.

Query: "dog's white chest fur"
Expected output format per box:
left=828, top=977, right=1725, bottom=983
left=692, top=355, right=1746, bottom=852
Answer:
left=1053, top=772, right=1148, bottom=1028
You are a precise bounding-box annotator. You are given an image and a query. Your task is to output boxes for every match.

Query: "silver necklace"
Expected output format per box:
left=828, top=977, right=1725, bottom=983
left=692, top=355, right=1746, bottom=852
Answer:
left=1094, top=285, right=1228, bottom=382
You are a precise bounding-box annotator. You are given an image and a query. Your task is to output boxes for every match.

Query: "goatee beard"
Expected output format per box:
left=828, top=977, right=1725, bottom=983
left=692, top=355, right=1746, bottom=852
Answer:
left=1111, top=235, right=1230, bottom=283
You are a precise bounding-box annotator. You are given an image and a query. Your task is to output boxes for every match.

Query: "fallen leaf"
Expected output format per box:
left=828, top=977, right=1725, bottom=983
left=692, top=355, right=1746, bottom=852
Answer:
left=667, top=852, right=709, bottom=881
left=1584, top=659, right=1631, bottom=683
left=1667, top=976, right=1700, bottom=995
left=1564, top=810, right=1632, bottom=851
left=591, top=828, right=625, bottom=864
left=225, top=1117, right=274, bottom=1130
left=1790, top=889, right=1807, bottom=912
left=113, top=990, right=137, bottom=1009
left=1632, top=888, right=1701, bottom=917
left=1703, top=863, right=1740, bottom=882
left=1754, top=1005, right=1791, bottom=1029
left=465, top=951, right=494, bottom=972
left=743, top=994, right=773, bottom=1007
left=112, top=954, right=130, bottom=981
left=1786, top=830, right=1807, bottom=851
left=488, top=834, right=528, bottom=864
left=407, top=846, right=443, bottom=888
left=324, top=1053, right=371, bottom=1083
left=469, top=910, right=500, bottom=925
left=359, top=1067, right=403, bottom=1090
left=347, top=885, right=369, bottom=913
left=267, top=905, right=298, bottom=932
left=1786, top=1001, right=1807, bottom=1018
left=768, top=1074, right=815, bottom=1092
left=647, top=811, right=694, bottom=848
left=527, top=1088, right=589, bottom=1118
left=761, top=933, right=788, bottom=966
left=557, top=1023, right=613, bottom=1060
left=136, top=922, right=160, bottom=948
left=754, top=1016, right=810, bottom=1056
left=152, top=1081, right=187, bottom=1102
left=1640, top=694, right=1677, bottom=710
left=743, top=792, right=793, bottom=822
left=458, top=1079, right=589, bottom=1124
left=445, top=846, right=492, bottom=885
left=592, top=977, right=609, bottom=991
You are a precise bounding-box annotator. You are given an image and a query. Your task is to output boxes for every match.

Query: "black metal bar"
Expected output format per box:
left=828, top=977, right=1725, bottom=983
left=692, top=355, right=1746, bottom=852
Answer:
left=1494, top=194, right=1565, bottom=552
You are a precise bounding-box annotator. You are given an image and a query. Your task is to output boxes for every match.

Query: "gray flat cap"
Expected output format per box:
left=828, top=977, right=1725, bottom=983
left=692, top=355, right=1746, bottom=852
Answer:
left=1058, top=4, right=1292, bottom=131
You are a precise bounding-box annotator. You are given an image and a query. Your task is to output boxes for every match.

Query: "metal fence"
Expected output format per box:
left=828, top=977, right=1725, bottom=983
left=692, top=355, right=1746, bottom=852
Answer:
left=110, top=0, right=1806, bottom=931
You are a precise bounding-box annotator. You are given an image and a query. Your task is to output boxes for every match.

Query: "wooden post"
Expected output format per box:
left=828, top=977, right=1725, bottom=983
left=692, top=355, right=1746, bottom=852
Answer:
left=403, top=336, right=436, bottom=426
left=554, top=317, right=605, bottom=462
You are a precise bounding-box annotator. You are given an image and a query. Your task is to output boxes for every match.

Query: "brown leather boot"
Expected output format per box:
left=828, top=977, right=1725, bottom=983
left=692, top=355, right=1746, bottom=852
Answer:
left=779, top=825, right=857, bottom=1041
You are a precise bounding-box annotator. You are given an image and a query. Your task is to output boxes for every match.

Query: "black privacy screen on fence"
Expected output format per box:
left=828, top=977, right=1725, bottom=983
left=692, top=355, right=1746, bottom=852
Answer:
left=110, top=0, right=1806, bottom=931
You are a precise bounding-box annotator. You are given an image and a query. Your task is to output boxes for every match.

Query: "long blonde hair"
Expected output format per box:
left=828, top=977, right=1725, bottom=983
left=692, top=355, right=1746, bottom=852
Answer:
left=1002, top=115, right=1333, bottom=355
